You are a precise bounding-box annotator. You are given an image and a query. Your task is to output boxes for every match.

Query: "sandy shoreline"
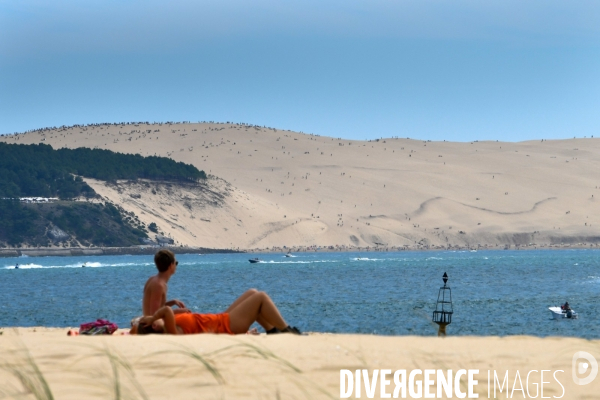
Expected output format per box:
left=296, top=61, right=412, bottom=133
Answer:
left=1, top=328, right=598, bottom=399
left=0, top=246, right=238, bottom=258
left=1, top=243, right=599, bottom=258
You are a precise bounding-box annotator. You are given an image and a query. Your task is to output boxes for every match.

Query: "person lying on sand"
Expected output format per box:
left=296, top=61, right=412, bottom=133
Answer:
left=131, top=289, right=302, bottom=335
left=143, top=249, right=188, bottom=316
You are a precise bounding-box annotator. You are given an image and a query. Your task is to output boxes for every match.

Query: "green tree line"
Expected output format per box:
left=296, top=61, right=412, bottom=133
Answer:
left=0, top=200, right=147, bottom=247
left=0, top=143, right=206, bottom=199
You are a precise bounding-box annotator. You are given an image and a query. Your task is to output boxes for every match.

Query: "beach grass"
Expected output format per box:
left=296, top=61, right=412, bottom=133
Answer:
left=0, top=341, right=54, bottom=400
left=4, top=330, right=592, bottom=399
left=142, top=343, right=224, bottom=385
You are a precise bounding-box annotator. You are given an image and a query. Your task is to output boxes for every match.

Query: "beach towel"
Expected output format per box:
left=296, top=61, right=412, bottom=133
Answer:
left=79, top=319, right=118, bottom=335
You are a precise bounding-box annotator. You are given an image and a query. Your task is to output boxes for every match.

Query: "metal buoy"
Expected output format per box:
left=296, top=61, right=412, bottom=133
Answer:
left=432, top=272, right=453, bottom=336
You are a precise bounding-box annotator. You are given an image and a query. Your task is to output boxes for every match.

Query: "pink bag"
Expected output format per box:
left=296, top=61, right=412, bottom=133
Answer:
left=79, top=319, right=118, bottom=335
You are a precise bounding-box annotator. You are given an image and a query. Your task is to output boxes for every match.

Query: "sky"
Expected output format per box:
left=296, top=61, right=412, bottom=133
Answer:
left=1, top=0, right=599, bottom=142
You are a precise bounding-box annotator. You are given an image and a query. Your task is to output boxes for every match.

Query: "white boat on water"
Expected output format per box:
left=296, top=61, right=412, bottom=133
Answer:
left=549, top=306, right=578, bottom=319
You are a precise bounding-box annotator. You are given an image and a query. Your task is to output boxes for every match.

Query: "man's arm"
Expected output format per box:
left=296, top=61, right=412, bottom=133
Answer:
left=165, top=299, right=186, bottom=309
left=140, top=306, right=178, bottom=335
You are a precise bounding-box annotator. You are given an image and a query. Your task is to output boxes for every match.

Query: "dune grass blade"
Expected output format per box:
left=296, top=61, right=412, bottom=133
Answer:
left=106, top=348, right=121, bottom=400
left=208, top=342, right=301, bottom=373
left=0, top=344, right=54, bottom=400
left=174, top=348, right=224, bottom=384
left=143, top=346, right=224, bottom=385
left=67, top=342, right=148, bottom=400
left=211, top=341, right=337, bottom=399
left=101, top=345, right=149, bottom=400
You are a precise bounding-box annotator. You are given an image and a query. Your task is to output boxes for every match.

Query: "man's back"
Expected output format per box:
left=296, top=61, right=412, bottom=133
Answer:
left=143, top=275, right=167, bottom=316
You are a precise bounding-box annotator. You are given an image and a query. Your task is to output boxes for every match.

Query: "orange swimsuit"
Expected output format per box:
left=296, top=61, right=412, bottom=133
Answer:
left=174, top=312, right=234, bottom=334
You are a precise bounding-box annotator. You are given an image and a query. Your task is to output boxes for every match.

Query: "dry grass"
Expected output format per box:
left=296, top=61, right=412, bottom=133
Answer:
left=0, top=337, right=335, bottom=400
left=0, top=342, right=54, bottom=400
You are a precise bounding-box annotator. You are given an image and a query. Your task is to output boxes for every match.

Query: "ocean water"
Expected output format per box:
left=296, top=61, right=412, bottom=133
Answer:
left=1, top=250, right=599, bottom=338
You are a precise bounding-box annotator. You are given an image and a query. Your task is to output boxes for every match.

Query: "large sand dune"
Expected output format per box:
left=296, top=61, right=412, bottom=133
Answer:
left=3, top=123, right=600, bottom=250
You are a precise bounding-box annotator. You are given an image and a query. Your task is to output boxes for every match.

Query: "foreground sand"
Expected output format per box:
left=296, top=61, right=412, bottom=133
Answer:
left=3, top=123, right=600, bottom=250
left=1, top=328, right=598, bottom=399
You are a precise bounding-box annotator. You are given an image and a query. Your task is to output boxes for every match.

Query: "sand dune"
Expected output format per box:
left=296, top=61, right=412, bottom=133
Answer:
left=0, top=328, right=597, bottom=399
left=3, top=123, right=600, bottom=250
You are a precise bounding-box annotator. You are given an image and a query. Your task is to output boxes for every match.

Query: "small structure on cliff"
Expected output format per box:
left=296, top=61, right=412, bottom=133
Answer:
left=47, top=225, right=70, bottom=242
left=156, top=235, right=174, bottom=245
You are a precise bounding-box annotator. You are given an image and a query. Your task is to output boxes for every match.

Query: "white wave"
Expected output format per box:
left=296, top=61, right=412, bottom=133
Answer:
left=7, top=263, right=44, bottom=269
left=85, top=262, right=149, bottom=268
left=185, top=261, right=221, bottom=265
left=80, top=262, right=102, bottom=268
left=3, top=261, right=151, bottom=269
left=262, top=260, right=336, bottom=264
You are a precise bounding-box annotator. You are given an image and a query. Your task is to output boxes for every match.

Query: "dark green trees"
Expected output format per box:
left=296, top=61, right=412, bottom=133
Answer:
left=0, top=143, right=206, bottom=199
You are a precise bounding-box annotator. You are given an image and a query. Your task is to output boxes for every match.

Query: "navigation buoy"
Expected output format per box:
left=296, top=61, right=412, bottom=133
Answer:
left=432, top=272, right=453, bottom=336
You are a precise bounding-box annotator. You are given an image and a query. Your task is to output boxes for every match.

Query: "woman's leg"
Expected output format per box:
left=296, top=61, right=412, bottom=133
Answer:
left=225, top=289, right=275, bottom=331
left=228, top=291, right=288, bottom=334
left=224, top=289, right=258, bottom=312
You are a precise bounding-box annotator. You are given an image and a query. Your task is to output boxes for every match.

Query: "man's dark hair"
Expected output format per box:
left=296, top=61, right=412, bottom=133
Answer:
left=154, top=249, right=175, bottom=272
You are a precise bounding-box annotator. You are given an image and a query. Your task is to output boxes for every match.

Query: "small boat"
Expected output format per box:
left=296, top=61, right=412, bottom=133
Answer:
left=549, top=305, right=578, bottom=319
left=285, top=253, right=293, bottom=258
left=248, top=258, right=262, bottom=264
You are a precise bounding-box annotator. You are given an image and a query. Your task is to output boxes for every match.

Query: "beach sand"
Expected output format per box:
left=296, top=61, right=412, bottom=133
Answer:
left=0, top=328, right=597, bottom=399
left=3, top=123, right=600, bottom=251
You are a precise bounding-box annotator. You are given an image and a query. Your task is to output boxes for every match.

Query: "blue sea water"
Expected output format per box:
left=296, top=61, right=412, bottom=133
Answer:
left=1, top=250, right=599, bottom=338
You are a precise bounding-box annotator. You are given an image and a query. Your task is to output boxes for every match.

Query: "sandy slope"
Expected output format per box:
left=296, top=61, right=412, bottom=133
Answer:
left=3, top=123, right=600, bottom=250
left=0, top=328, right=598, bottom=399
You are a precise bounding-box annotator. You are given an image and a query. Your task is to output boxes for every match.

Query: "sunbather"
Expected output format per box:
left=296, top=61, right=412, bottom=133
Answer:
left=131, top=289, right=301, bottom=335
left=142, top=249, right=187, bottom=316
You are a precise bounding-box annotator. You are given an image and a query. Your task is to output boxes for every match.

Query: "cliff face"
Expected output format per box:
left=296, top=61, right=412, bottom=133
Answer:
left=82, top=176, right=260, bottom=249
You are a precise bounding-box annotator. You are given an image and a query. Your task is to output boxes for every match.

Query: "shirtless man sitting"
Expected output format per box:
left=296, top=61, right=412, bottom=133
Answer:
left=138, top=249, right=267, bottom=335
left=142, top=249, right=188, bottom=316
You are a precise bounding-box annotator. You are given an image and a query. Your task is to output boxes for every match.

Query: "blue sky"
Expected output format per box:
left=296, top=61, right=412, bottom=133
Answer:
left=1, top=0, right=598, bottom=141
